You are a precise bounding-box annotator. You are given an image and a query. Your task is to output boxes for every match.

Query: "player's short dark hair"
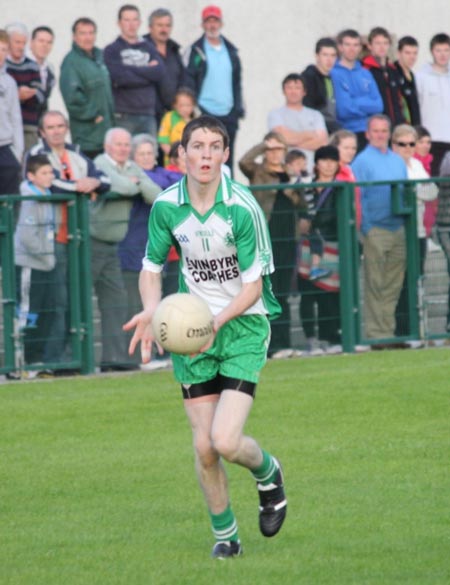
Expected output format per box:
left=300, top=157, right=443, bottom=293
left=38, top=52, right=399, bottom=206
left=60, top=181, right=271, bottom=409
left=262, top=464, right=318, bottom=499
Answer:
left=149, top=8, right=172, bottom=26
left=31, top=26, right=54, bottom=39
left=118, top=4, right=140, bottom=20
left=336, top=29, right=360, bottom=44
left=181, top=115, right=229, bottom=150
left=285, top=149, right=306, bottom=164
left=282, top=73, right=304, bottom=90
left=430, top=33, right=450, bottom=51
left=398, top=36, right=419, bottom=51
left=72, top=18, right=97, bottom=34
left=26, top=154, right=52, bottom=175
left=368, top=26, right=391, bottom=44
left=315, top=37, right=337, bottom=54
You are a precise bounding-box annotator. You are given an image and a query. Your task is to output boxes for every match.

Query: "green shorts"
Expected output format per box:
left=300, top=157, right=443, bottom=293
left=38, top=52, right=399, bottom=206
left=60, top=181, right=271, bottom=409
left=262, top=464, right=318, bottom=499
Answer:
left=172, top=314, right=270, bottom=385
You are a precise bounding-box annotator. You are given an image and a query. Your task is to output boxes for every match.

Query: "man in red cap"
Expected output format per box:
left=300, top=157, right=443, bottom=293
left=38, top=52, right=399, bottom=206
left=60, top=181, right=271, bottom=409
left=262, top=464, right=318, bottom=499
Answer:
left=185, top=5, right=244, bottom=175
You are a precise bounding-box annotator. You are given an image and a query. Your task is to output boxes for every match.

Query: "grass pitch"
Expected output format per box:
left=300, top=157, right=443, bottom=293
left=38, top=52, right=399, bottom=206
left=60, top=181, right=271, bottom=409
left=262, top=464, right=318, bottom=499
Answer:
left=1, top=349, right=449, bottom=585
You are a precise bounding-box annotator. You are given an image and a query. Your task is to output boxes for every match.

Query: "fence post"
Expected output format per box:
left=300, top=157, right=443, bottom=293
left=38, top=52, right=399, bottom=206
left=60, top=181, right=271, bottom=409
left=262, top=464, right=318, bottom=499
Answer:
left=76, top=196, right=96, bottom=374
left=337, top=183, right=358, bottom=352
left=0, top=200, right=17, bottom=371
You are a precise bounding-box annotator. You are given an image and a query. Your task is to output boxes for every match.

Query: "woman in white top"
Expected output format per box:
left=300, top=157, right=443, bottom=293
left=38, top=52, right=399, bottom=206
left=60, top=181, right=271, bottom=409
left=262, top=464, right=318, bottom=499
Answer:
left=392, top=124, right=438, bottom=274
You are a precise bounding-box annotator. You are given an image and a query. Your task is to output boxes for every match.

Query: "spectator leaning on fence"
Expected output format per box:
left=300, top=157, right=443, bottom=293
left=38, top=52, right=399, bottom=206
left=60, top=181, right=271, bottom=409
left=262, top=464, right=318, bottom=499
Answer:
left=29, top=110, right=111, bottom=371
left=92, top=127, right=161, bottom=371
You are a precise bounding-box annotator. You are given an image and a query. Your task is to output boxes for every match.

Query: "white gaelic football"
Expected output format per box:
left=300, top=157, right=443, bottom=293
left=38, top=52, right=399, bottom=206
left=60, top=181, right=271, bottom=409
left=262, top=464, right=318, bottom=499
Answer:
left=151, top=293, right=214, bottom=355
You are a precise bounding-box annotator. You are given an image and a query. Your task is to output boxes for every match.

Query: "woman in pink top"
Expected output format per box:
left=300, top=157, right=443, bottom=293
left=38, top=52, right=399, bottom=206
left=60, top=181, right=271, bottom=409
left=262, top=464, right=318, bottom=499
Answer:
left=414, top=125, right=436, bottom=238
left=329, top=129, right=361, bottom=230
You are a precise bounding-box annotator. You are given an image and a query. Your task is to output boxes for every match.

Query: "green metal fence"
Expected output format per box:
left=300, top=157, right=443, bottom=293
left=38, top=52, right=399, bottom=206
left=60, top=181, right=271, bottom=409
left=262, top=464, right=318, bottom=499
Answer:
left=1, top=177, right=449, bottom=378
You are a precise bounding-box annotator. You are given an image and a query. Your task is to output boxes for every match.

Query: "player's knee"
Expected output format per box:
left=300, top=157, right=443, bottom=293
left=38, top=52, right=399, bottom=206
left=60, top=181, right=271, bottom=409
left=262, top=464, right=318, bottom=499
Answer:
left=211, top=429, right=240, bottom=462
left=194, top=434, right=217, bottom=467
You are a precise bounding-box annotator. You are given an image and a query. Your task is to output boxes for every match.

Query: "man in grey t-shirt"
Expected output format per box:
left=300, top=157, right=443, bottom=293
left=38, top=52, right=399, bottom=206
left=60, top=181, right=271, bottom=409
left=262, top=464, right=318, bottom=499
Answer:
left=268, top=73, right=328, bottom=172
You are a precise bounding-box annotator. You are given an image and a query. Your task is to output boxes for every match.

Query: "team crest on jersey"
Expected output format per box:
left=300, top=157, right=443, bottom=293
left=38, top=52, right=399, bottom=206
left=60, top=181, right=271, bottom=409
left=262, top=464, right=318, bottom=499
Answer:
left=223, top=232, right=235, bottom=247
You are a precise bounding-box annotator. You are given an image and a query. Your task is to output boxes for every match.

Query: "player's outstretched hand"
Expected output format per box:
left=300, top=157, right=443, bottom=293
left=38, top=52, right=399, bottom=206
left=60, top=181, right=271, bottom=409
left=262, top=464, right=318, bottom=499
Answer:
left=123, top=311, right=154, bottom=364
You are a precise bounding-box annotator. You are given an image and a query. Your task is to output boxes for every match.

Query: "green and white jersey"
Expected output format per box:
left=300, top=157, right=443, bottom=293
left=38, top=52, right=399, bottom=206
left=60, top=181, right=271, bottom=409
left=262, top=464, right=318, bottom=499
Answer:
left=143, top=174, right=281, bottom=318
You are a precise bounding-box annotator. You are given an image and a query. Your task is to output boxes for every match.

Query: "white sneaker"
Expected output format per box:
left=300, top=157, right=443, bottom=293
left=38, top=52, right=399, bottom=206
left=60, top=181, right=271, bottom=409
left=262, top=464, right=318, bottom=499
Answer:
left=407, top=340, right=424, bottom=349
left=326, top=344, right=343, bottom=355
left=305, top=338, right=325, bottom=357
left=427, top=238, right=441, bottom=252
left=140, top=359, right=171, bottom=371
left=354, top=344, right=371, bottom=353
left=271, top=348, right=294, bottom=359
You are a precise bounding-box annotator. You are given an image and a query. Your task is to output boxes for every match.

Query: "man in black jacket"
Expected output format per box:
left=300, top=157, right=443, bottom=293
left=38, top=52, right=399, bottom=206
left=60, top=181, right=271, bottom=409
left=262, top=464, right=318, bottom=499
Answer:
left=362, top=27, right=405, bottom=127
left=143, top=8, right=187, bottom=125
left=185, top=5, right=244, bottom=174
left=394, top=36, right=421, bottom=126
left=301, top=37, right=340, bottom=134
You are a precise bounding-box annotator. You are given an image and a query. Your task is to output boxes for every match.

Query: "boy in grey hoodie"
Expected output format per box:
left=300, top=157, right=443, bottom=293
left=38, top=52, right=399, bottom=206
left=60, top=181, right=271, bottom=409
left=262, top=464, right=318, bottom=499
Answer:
left=15, top=154, right=56, bottom=365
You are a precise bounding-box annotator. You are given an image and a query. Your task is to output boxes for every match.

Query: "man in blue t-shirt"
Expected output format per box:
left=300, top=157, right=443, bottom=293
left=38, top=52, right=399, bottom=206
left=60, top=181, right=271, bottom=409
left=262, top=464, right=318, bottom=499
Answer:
left=352, top=114, right=408, bottom=340
left=185, top=5, right=244, bottom=174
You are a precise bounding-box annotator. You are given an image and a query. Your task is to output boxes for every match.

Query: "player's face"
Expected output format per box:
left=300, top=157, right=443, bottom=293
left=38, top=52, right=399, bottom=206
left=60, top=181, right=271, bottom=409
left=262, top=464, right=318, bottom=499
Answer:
left=283, top=80, right=305, bottom=106
left=369, top=35, right=391, bottom=60
left=181, top=128, right=229, bottom=184
left=119, top=9, right=141, bottom=40
left=30, top=31, right=54, bottom=61
left=28, top=164, right=55, bottom=191
left=431, top=43, right=450, bottom=68
left=73, top=23, right=96, bottom=53
left=316, top=47, right=337, bottom=74
left=106, top=130, right=132, bottom=165
left=338, top=37, right=361, bottom=62
left=337, top=136, right=357, bottom=165
left=149, top=16, right=172, bottom=43
left=398, top=45, right=419, bottom=70
left=134, top=142, right=156, bottom=171
left=40, top=113, right=68, bottom=148
left=366, top=118, right=391, bottom=150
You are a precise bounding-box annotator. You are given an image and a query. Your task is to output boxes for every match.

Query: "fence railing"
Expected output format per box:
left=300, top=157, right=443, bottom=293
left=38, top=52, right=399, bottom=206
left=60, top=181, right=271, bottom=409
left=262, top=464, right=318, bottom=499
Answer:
left=1, top=177, right=449, bottom=377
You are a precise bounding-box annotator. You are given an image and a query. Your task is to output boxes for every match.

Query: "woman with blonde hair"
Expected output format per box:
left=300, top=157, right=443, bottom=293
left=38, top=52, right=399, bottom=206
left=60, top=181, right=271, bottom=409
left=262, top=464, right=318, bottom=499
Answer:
left=392, top=124, right=438, bottom=273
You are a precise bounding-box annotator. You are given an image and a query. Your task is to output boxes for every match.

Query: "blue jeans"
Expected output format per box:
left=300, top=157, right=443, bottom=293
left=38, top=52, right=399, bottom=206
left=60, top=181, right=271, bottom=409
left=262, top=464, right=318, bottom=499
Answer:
left=114, top=113, right=157, bottom=137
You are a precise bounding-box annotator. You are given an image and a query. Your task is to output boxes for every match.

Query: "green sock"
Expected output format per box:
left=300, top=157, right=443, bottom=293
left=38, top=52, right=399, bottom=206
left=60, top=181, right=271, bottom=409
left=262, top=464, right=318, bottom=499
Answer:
left=210, top=504, right=239, bottom=543
left=251, top=449, right=278, bottom=485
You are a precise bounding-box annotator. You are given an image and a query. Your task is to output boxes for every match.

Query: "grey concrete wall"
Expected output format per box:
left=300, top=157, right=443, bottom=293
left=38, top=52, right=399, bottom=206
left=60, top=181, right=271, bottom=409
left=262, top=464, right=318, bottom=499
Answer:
left=3, top=0, right=450, bottom=176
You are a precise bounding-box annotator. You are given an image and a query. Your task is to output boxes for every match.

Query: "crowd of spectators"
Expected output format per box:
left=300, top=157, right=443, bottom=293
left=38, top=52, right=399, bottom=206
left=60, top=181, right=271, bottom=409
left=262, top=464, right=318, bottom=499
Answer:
left=1, top=4, right=450, bottom=375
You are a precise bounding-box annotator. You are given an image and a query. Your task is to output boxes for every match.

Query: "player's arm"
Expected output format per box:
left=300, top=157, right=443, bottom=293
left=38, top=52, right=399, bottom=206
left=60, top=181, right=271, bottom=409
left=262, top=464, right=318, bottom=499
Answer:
left=198, top=278, right=262, bottom=353
left=123, top=269, right=162, bottom=363
left=215, top=278, right=262, bottom=331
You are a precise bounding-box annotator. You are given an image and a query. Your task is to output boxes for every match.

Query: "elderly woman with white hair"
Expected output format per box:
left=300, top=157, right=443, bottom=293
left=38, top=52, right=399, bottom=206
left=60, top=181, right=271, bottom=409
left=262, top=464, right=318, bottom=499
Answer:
left=391, top=124, right=438, bottom=273
left=391, top=123, right=438, bottom=338
left=118, top=134, right=183, bottom=366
